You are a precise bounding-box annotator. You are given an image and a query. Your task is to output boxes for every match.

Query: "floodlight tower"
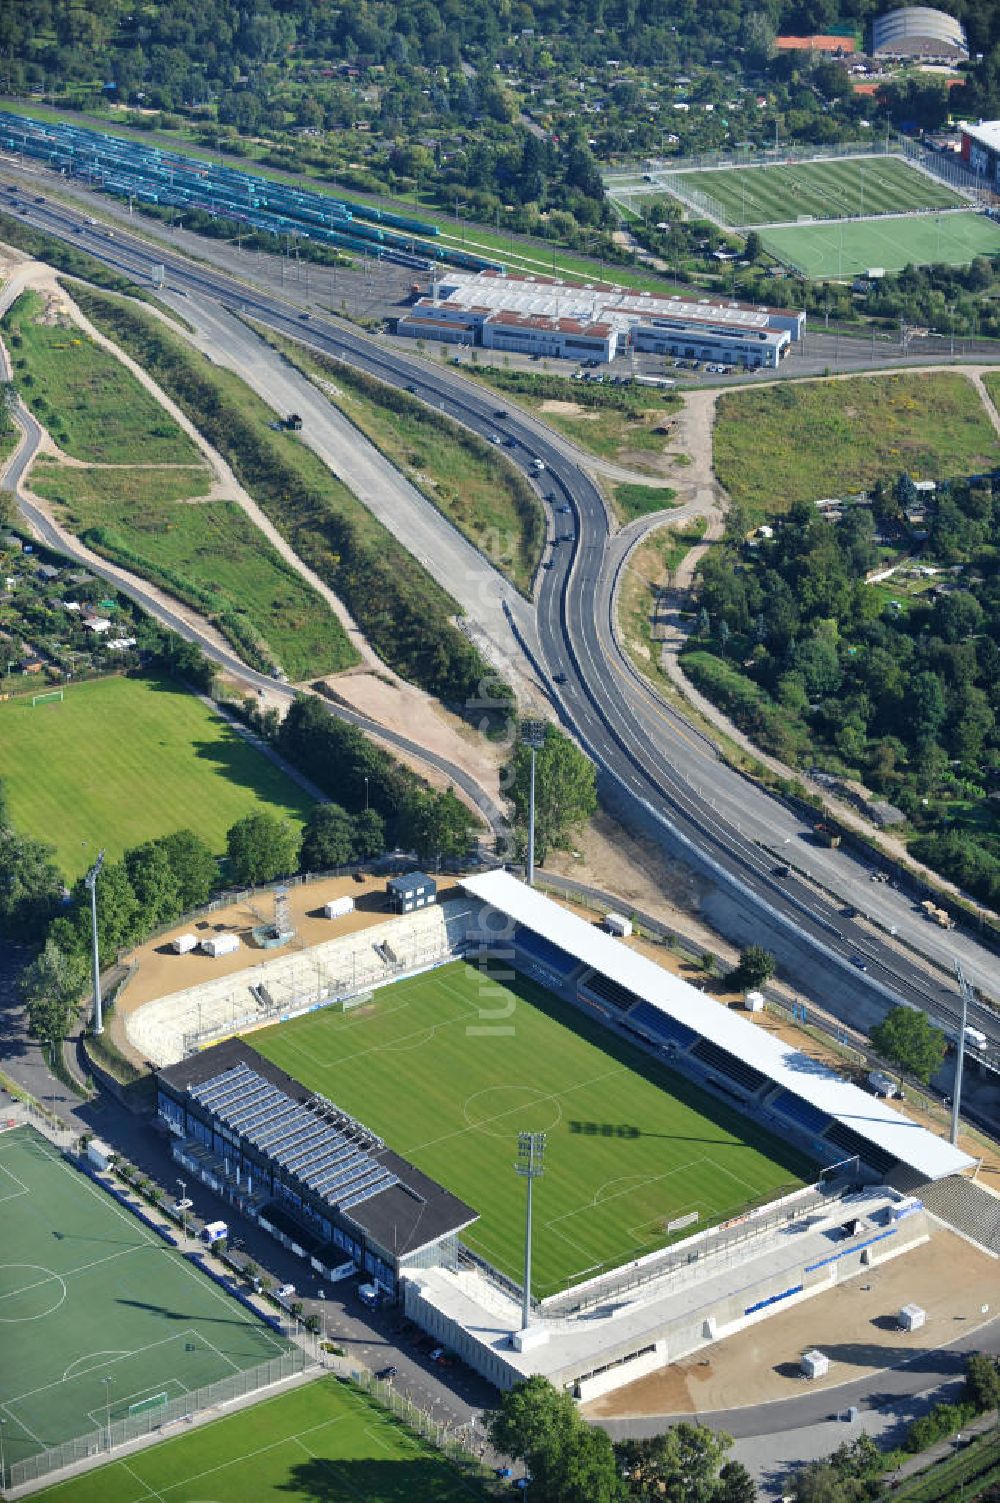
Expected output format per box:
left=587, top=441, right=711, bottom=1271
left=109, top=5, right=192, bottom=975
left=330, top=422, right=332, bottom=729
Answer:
left=515, top=1131, right=546, bottom=1331
left=84, top=850, right=105, bottom=1036
left=951, top=960, right=973, bottom=1146
left=520, top=720, right=546, bottom=886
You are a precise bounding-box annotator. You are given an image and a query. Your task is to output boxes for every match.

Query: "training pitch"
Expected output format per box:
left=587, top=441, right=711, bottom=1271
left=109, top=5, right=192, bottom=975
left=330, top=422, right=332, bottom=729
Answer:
left=762, top=209, right=1000, bottom=278
left=33, top=1376, right=486, bottom=1503
left=0, top=1127, right=291, bottom=1479
left=255, top=960, right=813, bottom=1296
left=0, top=674, right=312, bottom=878
left=671, top=155, right=964, bottom=227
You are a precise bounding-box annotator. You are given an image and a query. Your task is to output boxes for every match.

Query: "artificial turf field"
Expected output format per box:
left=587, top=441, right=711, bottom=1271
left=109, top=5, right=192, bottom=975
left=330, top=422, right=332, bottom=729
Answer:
left=0, top=1127, right=293, bottom=1482
left=0, top=674, right=312, bottom=878
left=255, top=960, right=814, bottom=1296
left=671, top=155, right=964, bottom=227
left=33, top=1377, right=488, bottom=1503
left=762, top=209, right=1000, bottom=278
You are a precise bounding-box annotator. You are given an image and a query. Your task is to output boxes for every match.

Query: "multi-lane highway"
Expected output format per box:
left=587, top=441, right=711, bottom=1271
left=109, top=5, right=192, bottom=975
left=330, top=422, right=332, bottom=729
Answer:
left=3, top=182, right=999, bottom=1065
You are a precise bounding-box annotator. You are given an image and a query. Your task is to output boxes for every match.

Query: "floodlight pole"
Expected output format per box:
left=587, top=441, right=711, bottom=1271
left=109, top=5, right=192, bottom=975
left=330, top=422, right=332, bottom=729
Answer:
left=951, top=961, right=971, bottom=1146
left=520, top=721, right=546, bottom=887
left=102, top=1375, right=113, bottom=1450
left=514, top=1131, right=545, bottom=1330
left=84, top=850, right=105, bottom=1036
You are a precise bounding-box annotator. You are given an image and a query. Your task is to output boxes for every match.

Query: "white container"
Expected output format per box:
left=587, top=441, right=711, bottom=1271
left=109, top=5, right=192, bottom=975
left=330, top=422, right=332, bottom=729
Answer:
left=201, top=1220, right=228, bottom=1245
left=801, top=1349, right=829, bottom=1379
left=86, top=1138, right=115, bottom=1172
left=171, top=933, right=198, bottom=955
left=899, top=1303, right=925, bottom=1331
left=324, top=896, right=355, bottom=920
left=603, top=912, right=632, bottom=938
left=201, top=932, right=240, bottom=957
left=744, top=990, right=765, bottom=1013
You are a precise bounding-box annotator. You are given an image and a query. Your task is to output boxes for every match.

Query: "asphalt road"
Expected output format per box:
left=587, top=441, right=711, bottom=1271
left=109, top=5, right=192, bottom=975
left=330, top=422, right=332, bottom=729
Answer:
left=4, top=183, right=1000, bottom=1071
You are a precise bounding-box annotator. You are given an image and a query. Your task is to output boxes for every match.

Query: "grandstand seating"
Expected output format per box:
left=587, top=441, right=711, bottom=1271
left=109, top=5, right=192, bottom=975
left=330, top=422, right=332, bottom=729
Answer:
left=919, top=1175, right=1000, bottom=1255
left=773, top=1089, right=832, bottom=1137
left=580, top=969, right=643, bottom=1012
left=691, top=1037, right=768, bottom=1094
left=514, top=926, right=580, bottom=978
left=624, top=1000, right=699, bottom=1052
left=823, top=1120, right=896, bottom=1177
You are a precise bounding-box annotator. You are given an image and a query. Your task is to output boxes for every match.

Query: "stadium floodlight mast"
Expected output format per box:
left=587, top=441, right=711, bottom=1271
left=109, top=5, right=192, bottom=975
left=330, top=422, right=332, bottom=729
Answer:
left=84, top=850, right=105, bottom=1036
left=102, top=1375, right=113, bottom=1450
left=514, top=1131, right=546, bottom=1331
left=520, top=720, right=546, bottom=886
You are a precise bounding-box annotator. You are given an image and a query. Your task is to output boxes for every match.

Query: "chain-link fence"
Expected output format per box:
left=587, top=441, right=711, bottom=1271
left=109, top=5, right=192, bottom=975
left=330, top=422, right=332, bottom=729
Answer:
left=352, top=1368, right=491, bottom=1482
left=7, top=1349, right=309, bottom=1492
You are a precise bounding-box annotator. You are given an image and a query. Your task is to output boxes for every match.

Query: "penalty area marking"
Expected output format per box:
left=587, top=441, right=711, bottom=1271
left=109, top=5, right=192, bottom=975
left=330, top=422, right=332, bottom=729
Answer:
left=0, top=1264, right=67, bottom=1322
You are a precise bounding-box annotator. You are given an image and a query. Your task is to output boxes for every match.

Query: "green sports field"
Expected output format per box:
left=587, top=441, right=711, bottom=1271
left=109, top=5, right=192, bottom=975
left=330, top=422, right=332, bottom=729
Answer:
left=0, top=1127, right=294, bottom=1485
left=671, top=155, right=964, bottom=227
left=254, top=961, right=813, bottom=1296
left=34, top=1376, right=488, bottom=1503
left=0, top=674, right=312, bottom=878
left=762, top=209, right=1000, bottom=278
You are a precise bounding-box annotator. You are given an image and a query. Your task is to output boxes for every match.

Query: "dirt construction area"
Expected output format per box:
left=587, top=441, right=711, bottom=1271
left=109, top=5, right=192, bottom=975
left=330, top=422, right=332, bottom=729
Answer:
left=583, top=1227, right=997, bottom=1419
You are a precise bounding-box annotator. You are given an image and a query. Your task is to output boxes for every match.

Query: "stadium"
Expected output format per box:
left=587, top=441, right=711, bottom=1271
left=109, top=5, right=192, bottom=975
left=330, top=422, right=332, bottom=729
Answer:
left=113, top=867, right=992, bottom=1403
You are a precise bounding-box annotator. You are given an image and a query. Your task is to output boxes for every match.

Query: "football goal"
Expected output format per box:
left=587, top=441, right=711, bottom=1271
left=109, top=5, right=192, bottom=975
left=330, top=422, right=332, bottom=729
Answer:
left=31, top=688, right=64, bottom=708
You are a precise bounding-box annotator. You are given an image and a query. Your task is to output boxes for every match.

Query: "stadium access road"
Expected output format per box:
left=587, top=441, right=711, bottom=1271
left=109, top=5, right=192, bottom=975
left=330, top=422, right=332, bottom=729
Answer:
left=4, top=185, right=1000, bottom=1064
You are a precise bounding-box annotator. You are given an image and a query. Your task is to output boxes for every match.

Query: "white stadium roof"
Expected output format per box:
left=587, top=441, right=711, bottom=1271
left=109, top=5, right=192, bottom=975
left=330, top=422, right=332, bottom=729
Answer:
left=460, top=870, right=974, bottom=1182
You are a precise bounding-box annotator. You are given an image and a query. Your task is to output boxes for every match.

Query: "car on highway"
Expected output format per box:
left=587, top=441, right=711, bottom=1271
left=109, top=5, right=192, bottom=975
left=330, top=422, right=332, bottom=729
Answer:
left=375, top=1365, right=398, bottom=1380
left=489, top=434, right=501, bottom=444
left=557, top=504, right=572, bottom=513
left=850, top=956, right=868, bottom=971
left=532, top=458, right=546, bottom=472
left=772, top=864, right=790, bottom=878
left=553, top=672, right=568, bottom=684
left=542, top=559, right=555, bottom=569
left=559, top=532, right=575, bottom=542
left=493, top=409, right=509, bottom=419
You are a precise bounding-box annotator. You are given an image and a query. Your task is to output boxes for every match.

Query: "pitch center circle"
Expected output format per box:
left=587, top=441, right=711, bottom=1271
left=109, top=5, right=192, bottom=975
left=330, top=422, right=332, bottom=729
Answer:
left=463, top=1086, right=562, bottom=1138
left=0, top=1263, right=67, bottom=1322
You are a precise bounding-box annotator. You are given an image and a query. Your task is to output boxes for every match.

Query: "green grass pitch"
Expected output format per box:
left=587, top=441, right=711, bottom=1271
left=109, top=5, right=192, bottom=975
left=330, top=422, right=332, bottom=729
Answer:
left=0, top=674, right=313, bottom=879
left=33, top=1377, right=488, bottom=1503
left=671, top=155, right=964, bottom=227
left=254, top=960, right=814, bottom=1296
left=0, top=1127, right=293, bottom=1479
left=761, top=210, right=1000, bottom=278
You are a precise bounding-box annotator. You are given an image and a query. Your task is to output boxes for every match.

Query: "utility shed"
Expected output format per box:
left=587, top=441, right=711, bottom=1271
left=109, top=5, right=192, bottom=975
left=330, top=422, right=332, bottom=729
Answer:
left=201, top=932, right=240, bottom=958
left=386, top=872, right=437, bottom=914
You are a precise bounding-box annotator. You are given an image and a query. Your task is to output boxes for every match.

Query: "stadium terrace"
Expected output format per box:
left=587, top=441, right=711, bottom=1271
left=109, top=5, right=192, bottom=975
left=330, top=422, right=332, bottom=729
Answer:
left=397, top=270, right=806, bottom=368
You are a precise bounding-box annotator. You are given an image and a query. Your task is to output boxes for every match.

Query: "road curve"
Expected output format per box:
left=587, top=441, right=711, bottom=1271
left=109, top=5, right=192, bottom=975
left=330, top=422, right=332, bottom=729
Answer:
left=4, top=187, right=1000, bottom=1063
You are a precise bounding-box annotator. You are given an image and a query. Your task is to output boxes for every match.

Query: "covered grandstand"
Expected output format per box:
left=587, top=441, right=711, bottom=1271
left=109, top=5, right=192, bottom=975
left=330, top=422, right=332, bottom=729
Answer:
left=461, top=870, right=974, bottom=1185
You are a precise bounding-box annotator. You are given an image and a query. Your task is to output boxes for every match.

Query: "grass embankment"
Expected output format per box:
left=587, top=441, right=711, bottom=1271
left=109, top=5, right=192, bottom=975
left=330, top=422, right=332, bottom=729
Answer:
left=613, top=481, right=679, bottom=523
left=465, top=365, right=682, bottom=465
left=0, top=675, right=312, bottom=876
left=33, top=1374, right=489, bottom=1503
left=895, top=1428, right=1000, bottom=1503
left=0, top=208, right=163, bottom=303
left=262, top=328, right=544, bottom=593
left=618, top=519, right=708, bottom=676
left=72, top=286, right=511, bottom=713
left=2, top=290, right=199, bottom=464
left=28, top=456, right=349, bottom=680
left=714, top=372, right=1000, bottom=517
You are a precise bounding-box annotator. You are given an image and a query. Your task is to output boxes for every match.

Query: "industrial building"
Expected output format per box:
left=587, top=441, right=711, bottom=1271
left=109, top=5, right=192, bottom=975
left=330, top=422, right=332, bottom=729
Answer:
left=397, top=271, right=806, bottom=369
left=157, top=1039, right=477, bottom=1296
left=961, top=121, right=1000, bottom=187
left=870, top=6, right=968, bottom=59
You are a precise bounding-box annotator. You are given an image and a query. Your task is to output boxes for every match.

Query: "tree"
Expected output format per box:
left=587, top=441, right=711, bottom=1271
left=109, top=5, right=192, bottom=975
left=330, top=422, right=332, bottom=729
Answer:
left=617, top=1423, right=735, bottom=1502
left=0, top=826, right=64, bottom=941
left=727, top=945, right=776, bottom=991
left=870, top=1005, right=947, bottom=1087
left=716, top=1460, right=757, bottom=1503
left=20, top=938, right=87, bottom=1054
left=125, top=840, right=183, bottom=931
left=505, top=727, right=597, bottom=863
left=157, top=828, right=219, bottom=909
left=743, top=230, right=762, bottom=262
left=963, top=1352, right=1000, bottom=1413
left=352, top=807, right=386, bottom=860
left=490, top=1377, right=620, bottom=1503
left=399, top=787, right=477, bottom=867
left=301, top=803, right=357, bottom=870
left=65, top=858, right=142, bottom=968
left=225, top=811, right=300, bottom=885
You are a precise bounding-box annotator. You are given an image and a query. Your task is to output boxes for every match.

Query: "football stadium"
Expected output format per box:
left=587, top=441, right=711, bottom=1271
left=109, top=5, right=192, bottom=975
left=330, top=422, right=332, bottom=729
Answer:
left=111, top=867, right=988, bottom=1405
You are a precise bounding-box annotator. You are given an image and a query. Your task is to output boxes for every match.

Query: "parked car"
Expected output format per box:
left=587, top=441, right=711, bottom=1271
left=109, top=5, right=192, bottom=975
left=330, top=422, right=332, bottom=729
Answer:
left=428, top=1346, right=445, bottom=1361
left=376, top=1365, right=398, bottom=1380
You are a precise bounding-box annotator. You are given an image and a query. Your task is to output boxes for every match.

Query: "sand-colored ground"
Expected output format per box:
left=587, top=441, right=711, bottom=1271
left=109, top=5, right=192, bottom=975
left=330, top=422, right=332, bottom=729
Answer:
left=583, top=1228, right=997, bottom=1420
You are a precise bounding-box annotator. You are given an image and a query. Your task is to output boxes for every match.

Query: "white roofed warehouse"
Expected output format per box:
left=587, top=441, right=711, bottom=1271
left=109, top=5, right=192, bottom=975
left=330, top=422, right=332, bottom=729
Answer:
left=396, top=271, right=805, bottom=369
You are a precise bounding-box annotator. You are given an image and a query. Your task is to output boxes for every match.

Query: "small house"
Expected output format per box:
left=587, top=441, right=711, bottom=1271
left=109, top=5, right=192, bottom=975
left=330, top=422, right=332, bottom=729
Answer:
left=386, top=872, right=437, bottom=914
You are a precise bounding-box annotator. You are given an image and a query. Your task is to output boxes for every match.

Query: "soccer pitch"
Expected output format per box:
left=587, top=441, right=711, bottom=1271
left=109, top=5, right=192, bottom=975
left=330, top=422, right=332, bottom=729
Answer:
left=34, top=1377, right=487, bottom=1503
left=762, top=209, right=1000, bottom=278
left=0, top=1127, right=292, bottom=1480
left=671, top=155, right=964, bottom=226
left=255, top=961, right=814, bottom=1296
left=0, top=674, right=312, bottom=878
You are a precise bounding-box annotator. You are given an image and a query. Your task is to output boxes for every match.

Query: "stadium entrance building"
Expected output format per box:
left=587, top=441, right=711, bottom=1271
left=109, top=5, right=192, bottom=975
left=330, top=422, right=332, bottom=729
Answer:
left=962, top=122, right=1000, bottom=189
left=157, top=1040, right=477, bottom=1296
left=397, top=271, right=805, bottom=369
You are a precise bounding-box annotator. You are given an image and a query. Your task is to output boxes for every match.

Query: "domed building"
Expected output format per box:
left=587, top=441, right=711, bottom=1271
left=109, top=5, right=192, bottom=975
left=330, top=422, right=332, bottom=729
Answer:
left=870, top=6, right=968, bottom=60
